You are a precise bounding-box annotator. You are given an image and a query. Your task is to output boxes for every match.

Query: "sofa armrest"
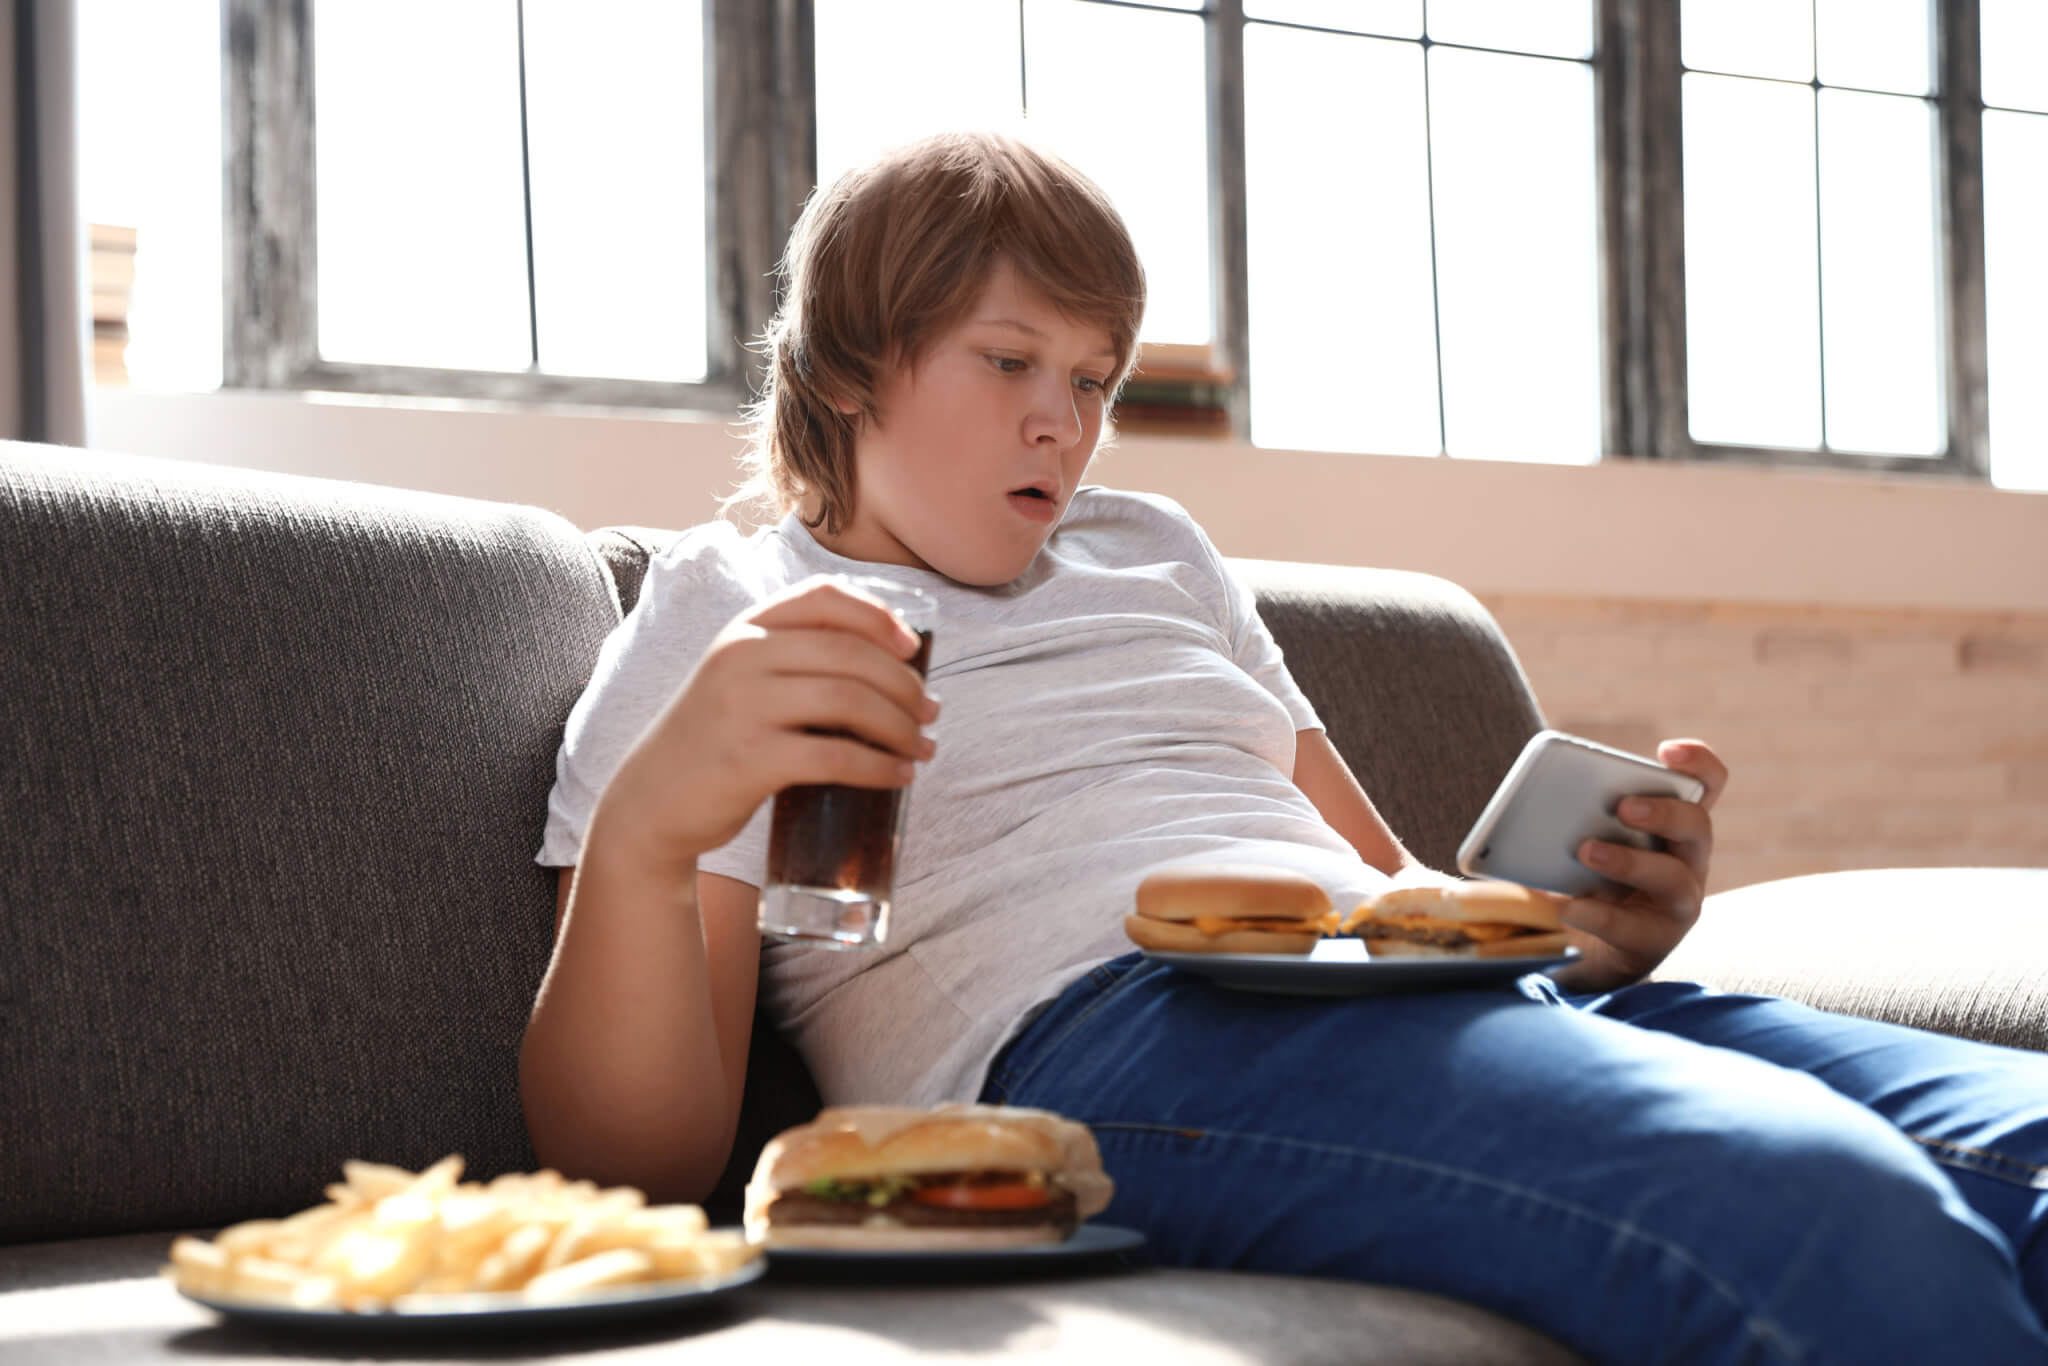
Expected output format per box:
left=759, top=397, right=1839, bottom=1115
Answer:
left=1656, top=868, right=2048, bottom=1053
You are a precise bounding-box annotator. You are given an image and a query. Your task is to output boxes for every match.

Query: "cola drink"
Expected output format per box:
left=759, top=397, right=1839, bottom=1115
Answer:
left=757, top=580, right=936, bottom=948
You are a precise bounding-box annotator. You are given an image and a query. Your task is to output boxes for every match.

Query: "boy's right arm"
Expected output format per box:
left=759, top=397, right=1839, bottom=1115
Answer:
left=518, top=580, right=938, bottom=1203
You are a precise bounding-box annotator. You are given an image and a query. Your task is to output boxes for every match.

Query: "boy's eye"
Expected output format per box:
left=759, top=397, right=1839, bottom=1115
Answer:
left=1075, top=376, right=1106, bottom=394
left=988, top=355, right=1028, bottom=374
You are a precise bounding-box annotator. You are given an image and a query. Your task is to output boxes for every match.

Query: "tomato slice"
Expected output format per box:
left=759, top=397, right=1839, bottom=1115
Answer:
left=908, top=1180, right=1053, bottom=1211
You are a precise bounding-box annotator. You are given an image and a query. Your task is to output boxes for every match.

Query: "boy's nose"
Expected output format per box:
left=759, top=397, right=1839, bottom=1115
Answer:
left=1024, top=382, right=1084, bottom=447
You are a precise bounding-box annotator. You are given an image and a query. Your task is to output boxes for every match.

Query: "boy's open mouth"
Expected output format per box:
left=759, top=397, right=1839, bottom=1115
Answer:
left=1006, top=485, right=1060, bottom=522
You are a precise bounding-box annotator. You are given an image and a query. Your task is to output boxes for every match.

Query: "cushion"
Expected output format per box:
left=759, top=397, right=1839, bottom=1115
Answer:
left=1661, top=868, right=2048, bottom=1053
left=0, top=444, right=619, bottom=1242
left=0, top=1230, right=1588, bottom=1365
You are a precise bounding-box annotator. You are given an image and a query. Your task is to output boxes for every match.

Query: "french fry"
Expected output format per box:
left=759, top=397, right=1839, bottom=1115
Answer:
left=161, top=1155, right=758, bottom=1312
left=522, top=1249, right=654, bottom=1303
left=340, top=1159, right=416, bottom=1202
left=167, top=1235, right=231, bottom=1296
left=472, top=1220, right=554, bottom=1293
left=212, top=1219, right=282, bottom=1259
left=219, top=1256, right=320, bottom=1306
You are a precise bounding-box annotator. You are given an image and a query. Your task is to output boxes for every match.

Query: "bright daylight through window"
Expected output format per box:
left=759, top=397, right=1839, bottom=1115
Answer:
left=75, top=0, right=2048, bottom=488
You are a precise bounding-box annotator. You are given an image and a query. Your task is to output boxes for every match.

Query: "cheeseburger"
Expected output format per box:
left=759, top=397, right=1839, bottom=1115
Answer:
left=743, top=1104, right=1114, bottom=1249
left=1341, top=880, right=1571, bottom=959
left=1124, top=863, right=1339, bottom=955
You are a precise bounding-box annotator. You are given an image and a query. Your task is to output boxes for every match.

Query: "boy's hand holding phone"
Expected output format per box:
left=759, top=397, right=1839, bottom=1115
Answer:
left=593, top=577, right=939, bottom=877
left=1459, top=732, right=1729, bottom=993
left=1549, top=738, right=1726, bottom=992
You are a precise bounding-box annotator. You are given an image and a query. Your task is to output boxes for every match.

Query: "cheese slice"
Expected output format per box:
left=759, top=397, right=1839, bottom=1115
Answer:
left=1193, top=916, right=1306, bottom=936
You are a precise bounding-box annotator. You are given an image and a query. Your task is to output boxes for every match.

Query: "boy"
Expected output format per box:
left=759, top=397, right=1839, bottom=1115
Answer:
left=524, top=132, right=2048, bottom=1361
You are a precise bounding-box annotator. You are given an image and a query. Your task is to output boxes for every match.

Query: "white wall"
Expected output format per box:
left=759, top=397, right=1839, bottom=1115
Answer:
left=89, top=387, right=2048, bottom=614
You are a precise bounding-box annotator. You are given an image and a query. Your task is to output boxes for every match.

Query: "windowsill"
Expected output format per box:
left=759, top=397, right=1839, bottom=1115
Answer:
left=85, top=386, right=2048, bottom=615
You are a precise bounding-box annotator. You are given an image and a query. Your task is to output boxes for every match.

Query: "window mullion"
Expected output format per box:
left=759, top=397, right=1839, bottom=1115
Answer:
left=514, top=0, right=540, bottom=373
left=1602, top=0, right=1688, bottom=460
left=223, top=0, right=318, bottom=389
left=708, top=0, right=810, bottom=401
left=1937, top=0, right=1990, bottom=477
left=1205, top=0, right=1249, bottom=439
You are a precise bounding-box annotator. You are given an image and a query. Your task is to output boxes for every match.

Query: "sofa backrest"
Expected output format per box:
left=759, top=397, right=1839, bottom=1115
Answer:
left=0, top=445, right=619, bottom=1243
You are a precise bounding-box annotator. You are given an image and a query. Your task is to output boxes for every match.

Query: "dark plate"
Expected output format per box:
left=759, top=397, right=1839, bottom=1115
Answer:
left=1145, top=941, right=1579, bottom=996
left=177, top=1256, right=764, bottom=1336
left=764, top=1222, right=1148, bottom=1281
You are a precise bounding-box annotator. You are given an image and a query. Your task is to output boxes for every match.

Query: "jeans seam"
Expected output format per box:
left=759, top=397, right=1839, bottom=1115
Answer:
left=1908, top=1133, right=2048, bottom=1189
left=1091, top=1120, right=1809, bottom=1365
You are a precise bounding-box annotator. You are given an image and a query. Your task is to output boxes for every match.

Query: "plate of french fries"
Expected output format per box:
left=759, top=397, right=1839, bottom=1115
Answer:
left=164, top=1155, right=762, bottom=1332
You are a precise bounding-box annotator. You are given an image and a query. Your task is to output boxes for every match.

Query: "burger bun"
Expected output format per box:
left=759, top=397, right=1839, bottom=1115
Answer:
left=1123, top=913, right=1320, bottom=956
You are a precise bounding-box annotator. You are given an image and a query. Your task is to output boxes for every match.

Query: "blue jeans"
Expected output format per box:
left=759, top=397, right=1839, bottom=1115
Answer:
left=979, top=955, right=2048, bottom=1365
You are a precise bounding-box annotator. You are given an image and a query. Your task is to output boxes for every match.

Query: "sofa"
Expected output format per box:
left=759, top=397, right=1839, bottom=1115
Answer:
left=3, top=439, right=2043, bottom=1365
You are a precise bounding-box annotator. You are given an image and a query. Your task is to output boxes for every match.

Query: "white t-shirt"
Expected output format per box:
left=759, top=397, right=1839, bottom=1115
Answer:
left=537, top=486, right=1393, bottom=1106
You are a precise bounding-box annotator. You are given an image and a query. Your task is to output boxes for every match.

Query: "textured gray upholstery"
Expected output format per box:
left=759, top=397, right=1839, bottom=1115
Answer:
left=0, top=1230, right=1584, bottom=1364
left=1659, top=867, right=2048, bottom=1053
left=0, top=444, right=619, bottom=1243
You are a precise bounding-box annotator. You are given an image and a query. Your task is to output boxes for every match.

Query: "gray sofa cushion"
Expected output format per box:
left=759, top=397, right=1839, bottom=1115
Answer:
left=0, top=445, right=619, bottom=1243
left=0, top=1230, right=1585, bottom=1365
left=1664, top=868, right=2048, bottom=1054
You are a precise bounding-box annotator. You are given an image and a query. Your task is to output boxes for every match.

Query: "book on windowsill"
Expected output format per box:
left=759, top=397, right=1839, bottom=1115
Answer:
left=88, top=223, right=139, bottom=336
left=93, top=318, right=129, bottom=386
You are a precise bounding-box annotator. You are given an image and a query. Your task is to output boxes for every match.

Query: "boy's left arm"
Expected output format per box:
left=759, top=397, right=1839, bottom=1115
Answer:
left=1291, top=729, right=1424, bottom=878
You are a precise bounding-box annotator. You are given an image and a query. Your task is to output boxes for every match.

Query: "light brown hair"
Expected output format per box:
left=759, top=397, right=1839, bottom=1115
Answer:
left=728, top=131, right=1147, bottom=534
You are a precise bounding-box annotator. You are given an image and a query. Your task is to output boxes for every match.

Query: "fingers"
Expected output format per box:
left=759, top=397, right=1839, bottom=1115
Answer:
left=1556, top=890, right=1692, bottom=972
left=758, top=673, right=936, bottom=764
left=751, top=578, right=926, bottom=664
left=734, top=626, right=938, bottom=730
left=1657, top=738, right=1729, bottom=812
left=1572, top=819, right=1703, bottom=913
left=764, top=729, right=920, bottom=792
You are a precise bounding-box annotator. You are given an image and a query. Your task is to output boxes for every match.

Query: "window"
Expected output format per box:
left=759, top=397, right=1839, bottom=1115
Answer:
left=1239, top=6, right=1601, bottom=461
left=220, top=0, right=745, bottom=412
left=198, top=0, right=2046, bottom=486
left=79, top=0, right=223, bottom=392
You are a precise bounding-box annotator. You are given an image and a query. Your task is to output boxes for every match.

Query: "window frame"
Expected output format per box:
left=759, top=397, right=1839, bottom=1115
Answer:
left=1602, top=0, right=1990, bottom=475
left=222, top=0, right=815, bottom=410
left=222, top=0, right=1994, bottom=479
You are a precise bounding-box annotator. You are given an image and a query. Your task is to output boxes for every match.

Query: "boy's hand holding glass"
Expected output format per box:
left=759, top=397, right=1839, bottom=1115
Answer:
left=1548, top=739, right=1730, bottom=993
left=595, top=577, right=938, bottom=886
left=757, top=577, right=937, bottom=948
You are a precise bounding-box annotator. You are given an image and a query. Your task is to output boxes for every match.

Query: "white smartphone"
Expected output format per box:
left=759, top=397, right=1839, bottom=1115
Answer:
left=1456, top=730, right=1706, bottom=898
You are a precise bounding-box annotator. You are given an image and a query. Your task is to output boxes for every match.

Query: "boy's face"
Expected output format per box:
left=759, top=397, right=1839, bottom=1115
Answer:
left=822, top=260, right=1118, bottom=586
